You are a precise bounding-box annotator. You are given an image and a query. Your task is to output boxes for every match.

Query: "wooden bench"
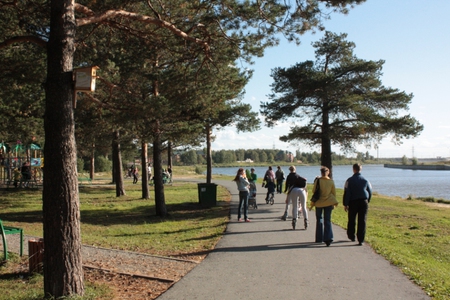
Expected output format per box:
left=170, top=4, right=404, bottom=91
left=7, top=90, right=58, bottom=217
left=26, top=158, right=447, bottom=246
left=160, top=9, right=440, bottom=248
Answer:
left=0, top=219, right=23, bottom=260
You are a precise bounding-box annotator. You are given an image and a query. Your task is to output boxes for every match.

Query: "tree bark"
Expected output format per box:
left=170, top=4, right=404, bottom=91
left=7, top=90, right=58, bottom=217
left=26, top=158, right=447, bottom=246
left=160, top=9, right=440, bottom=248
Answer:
left=42, top=0, right=84, bottom=297
left=321, top=100, right=333, bottom=178
left=112, top=130, right=125, bottom=196
left=89, top=143, right=94, bottom=180
left=141, top=141, right=149, bottom=199
left=167, top=141, right=173, bottom=171
left=153, top=122, right=167, bottom=216
left=206, top=124, right=212, bottom=184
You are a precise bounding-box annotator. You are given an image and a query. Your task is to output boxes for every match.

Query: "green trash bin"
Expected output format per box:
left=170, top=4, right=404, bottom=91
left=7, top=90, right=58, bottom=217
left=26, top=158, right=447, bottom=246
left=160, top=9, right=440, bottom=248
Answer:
left=197, top=183, right=217, bottom=207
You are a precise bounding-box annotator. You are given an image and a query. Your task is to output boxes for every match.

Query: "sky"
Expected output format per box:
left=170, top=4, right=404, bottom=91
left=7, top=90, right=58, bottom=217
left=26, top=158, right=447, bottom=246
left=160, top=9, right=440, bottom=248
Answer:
left=210, top=0, right=450, bottom=159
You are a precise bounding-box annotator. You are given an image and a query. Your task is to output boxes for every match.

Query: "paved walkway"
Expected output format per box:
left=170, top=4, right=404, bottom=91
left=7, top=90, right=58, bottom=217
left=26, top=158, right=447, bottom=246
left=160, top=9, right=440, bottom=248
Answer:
left=158, top=179, right=430, bottom=300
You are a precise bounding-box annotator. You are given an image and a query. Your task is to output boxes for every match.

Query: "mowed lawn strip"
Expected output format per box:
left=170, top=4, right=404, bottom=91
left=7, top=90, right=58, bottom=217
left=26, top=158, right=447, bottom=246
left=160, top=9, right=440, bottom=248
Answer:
left=1, top=174, right=449, bottom=299
left=0, top=180, right=229, bottom=299
left=329, top=189, right=450, bottom=299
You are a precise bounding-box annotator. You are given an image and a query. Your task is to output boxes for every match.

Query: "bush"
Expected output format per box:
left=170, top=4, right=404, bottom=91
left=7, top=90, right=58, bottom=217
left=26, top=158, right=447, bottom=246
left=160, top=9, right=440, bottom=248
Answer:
left=77, top=158, right=85, bottom=172
left=95, top=156, right=112, bottom=172
left=194, top=165, right=205, bottom=175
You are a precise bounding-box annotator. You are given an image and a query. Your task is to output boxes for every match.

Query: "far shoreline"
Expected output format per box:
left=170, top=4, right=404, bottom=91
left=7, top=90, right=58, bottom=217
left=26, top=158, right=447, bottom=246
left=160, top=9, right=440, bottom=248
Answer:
left=384, top=164, right=450, bottom=171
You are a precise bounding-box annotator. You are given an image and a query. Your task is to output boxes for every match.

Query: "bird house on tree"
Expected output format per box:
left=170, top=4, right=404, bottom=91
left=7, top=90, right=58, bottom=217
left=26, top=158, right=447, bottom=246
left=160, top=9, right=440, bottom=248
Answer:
left=74, top=66, right=99, bottom=92
left=73, top=66, right=99, bottom=108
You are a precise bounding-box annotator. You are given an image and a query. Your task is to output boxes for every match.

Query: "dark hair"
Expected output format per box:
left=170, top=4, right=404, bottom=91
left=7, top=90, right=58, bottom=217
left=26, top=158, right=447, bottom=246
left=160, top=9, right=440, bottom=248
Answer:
left=233, top=168, right=245, bottom=182
left=320, top=166, right=329, bottom=175
left=353, top=163, right=362, bottom=172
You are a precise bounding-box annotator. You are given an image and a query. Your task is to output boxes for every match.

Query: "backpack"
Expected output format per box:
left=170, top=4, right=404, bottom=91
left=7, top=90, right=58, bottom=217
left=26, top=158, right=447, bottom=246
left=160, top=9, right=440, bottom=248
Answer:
left=293, top=174, right=307, bottom=188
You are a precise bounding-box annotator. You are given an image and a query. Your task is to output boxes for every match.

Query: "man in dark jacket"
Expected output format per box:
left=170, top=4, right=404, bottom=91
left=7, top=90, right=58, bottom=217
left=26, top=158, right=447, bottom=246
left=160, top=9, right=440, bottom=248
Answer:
left=343, top=163, right=372, bottom=245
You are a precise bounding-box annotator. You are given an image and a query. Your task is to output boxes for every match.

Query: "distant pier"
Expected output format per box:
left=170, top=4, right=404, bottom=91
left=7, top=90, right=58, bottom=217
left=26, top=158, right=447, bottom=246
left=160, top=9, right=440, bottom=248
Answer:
left=384, top=164, right=450, bottom=170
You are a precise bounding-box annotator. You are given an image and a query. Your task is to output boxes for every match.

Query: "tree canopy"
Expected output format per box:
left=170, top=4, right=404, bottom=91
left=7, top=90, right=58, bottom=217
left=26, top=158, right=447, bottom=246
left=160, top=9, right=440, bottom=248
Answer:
left=261, top=31, right=423, bottom=173
left=1, top=1, right=366, bottom=298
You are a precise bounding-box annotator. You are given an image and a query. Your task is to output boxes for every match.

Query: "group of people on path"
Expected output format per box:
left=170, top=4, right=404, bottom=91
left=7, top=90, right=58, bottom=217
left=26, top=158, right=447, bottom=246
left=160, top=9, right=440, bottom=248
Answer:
left=233, top=163, right=372, bottom=246
left=126, top=164, right=172, bottom=185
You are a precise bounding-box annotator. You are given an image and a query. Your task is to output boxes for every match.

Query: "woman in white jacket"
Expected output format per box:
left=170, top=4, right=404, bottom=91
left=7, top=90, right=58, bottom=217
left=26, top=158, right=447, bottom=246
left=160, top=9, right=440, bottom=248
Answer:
left=233, top=168, right=251, bottom=222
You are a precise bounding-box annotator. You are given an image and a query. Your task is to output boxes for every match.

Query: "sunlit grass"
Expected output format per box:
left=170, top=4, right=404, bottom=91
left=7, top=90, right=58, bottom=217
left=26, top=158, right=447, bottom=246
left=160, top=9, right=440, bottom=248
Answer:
left=0, top=177, right=229, bottom=300
left=328, top=189, right=450, bottom=299
left=1, top=171, right=449, bottom=299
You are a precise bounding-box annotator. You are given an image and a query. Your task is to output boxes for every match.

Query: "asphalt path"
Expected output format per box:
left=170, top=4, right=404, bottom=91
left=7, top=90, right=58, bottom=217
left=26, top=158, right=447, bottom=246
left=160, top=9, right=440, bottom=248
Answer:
left=158, top=179, right=430, bottom=300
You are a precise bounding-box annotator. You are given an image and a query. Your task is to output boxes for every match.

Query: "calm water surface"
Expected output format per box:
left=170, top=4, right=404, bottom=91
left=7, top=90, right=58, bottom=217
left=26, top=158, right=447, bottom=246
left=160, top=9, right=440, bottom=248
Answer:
left=213, top=165, right=450, bottom=200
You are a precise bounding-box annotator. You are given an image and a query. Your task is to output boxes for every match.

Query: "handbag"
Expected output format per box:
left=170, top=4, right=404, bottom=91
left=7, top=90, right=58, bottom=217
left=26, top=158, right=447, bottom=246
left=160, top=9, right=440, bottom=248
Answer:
left=310, top=178, right=321, bottom=202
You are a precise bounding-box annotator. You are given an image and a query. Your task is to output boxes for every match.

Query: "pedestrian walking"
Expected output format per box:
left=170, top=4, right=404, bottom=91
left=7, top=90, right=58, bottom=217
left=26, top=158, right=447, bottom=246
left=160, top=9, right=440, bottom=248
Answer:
left=310, top=166, right=338, bottom=246
left=233, top=168, right=251, bottom=222
left=343, top=163, right=372, bottom=245
left=263, top=166, right=275, bottom=203
left=133, top=166, right=139, bottom=184
left=275, top=166, right=285, bottom=194
left=147, top=164, right=152, bottom=181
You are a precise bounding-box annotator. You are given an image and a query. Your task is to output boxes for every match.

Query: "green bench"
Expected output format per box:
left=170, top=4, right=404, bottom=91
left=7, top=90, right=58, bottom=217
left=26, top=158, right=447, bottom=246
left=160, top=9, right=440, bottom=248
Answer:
left=78, top=174, right=92, bottom=184
left=0, top=219, right=24, bottom=260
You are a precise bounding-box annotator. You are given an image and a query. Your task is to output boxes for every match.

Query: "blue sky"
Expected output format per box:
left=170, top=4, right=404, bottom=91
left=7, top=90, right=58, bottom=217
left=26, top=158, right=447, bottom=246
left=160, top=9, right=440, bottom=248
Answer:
left=211, top=0, right=450, bottom=159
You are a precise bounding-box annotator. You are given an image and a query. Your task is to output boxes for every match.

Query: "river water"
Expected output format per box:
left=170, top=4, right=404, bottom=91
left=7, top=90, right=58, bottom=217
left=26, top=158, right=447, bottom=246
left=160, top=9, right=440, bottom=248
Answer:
left=212, top=164, right=450, bottom=200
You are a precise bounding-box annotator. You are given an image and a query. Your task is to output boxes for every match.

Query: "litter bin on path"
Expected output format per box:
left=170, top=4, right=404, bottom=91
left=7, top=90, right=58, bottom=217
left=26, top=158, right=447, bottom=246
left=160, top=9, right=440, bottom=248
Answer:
left=197, top=183, right=217, bottom=207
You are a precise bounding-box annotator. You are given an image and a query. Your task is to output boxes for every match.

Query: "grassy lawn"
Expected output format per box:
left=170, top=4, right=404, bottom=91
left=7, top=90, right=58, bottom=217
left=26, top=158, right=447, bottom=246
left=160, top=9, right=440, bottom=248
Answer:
left=0, top=175, right=229, bottom=300
left=330, top=189, right=450, bottom=299
left=1, top=168, right=450, bottom=299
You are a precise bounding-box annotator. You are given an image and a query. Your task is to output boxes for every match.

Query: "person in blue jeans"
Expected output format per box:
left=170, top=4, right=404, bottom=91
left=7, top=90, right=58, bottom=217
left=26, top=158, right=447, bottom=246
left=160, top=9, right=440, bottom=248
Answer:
left=233, top=168, right=251, bottom=222
left=343, top=163, right=372, bottom=245
left=310, top=166, right=338, bottom=246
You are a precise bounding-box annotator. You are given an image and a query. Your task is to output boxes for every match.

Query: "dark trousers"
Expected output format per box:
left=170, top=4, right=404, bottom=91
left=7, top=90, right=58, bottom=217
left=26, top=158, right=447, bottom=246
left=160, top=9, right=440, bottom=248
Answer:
left=238, top=191, right=249, bottom=220
left=347, top=200, right=369, bottom=243
left=276, top=180, right=284, bottom=193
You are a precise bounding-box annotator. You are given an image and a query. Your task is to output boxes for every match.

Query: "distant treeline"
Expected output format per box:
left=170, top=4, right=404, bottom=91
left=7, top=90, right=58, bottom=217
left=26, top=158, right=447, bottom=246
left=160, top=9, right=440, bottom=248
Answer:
left=176, top=148, right=380, bottom=165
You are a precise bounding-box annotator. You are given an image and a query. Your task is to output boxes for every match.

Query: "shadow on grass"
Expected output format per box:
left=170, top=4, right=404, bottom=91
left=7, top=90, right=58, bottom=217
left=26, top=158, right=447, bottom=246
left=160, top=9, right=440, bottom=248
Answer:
left=80, top=200, right=229, bottom=226
left=1, top=182, right=230, bottom=228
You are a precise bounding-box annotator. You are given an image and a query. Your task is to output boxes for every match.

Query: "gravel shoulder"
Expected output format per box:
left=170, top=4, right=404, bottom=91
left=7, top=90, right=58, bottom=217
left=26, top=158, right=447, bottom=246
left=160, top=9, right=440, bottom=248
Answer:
left=2, top=234, right=202, bottom=299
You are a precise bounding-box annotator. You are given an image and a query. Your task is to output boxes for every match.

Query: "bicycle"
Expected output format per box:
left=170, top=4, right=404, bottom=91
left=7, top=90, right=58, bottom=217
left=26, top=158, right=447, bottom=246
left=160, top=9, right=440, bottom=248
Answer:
left=265, top=192, right=274, bottom=205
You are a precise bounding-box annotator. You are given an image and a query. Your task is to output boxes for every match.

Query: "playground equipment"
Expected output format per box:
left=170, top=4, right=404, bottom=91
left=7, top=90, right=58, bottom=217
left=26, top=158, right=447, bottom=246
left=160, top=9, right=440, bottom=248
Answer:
left=1, top=141, right=43, bottom=186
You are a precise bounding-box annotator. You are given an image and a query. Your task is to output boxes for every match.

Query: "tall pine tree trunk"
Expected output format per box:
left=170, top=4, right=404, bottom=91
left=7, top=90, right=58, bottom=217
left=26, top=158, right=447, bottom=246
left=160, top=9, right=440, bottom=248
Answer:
left=43, top=0, right=84, bottom=297
left=89, top=143, right=94, bottom=180
left=206, top=124, right=212, bottom=184
left=321, top=100, right=333, bottom=178
left=141, top=141, right=149, bottom=199
left=112, top=130, right=125, bottom=196
left=167, top=141, right=172, bottom=171
left=153, top=122, right=167, bottom=216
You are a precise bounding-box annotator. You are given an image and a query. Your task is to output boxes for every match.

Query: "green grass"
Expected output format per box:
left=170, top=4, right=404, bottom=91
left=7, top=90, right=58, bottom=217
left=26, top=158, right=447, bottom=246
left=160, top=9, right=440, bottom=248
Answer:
left=329, top=189, right=450, bottom=299
left=0, top=177, right=230, bottom=299
left=1, top=172, right=450, bottom=299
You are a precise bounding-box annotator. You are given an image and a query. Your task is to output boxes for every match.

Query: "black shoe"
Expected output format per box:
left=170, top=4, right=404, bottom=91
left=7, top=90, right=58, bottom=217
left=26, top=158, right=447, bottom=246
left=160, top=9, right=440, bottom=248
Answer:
left=281, top=215, right=287, bottom=221
left=292, top=219, right=297, bottom=230
left=304, top=219, right=309, bottom=230
left=350, top=238, right=355, bottom=242
left=358, top=242, right=364, bottom=246
left=325, top=241, right=331, bottom=247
